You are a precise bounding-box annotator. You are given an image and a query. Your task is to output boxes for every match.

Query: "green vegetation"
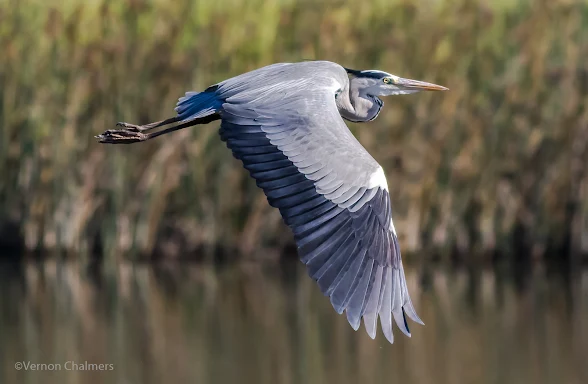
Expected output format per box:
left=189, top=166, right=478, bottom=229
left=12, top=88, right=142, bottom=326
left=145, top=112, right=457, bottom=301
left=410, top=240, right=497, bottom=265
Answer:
left=1, top=0, right=587, bottom=261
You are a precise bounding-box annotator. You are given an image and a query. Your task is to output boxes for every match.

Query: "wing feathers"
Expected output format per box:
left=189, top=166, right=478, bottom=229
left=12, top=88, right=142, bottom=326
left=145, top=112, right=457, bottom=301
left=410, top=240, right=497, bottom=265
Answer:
left=295, top=214, right=348, bottom=248
left=241, top=151, right=289, bottom=164
left=363, top=265, right=384, bottom=338
left=392, top=269, right=411, bottom=337
left=215, top=63, right=421, bottom=343
left=286, top=199, right=339, bottom=227
left=338, top=187, right=367, bottom=209
left=244, top=159, right=293, bottom=172
left=345, top=258, right=374, bottom=330
left=380, top=267, right=394, bottom=344
left=329, top=249, right=367, bottom=304
left=280, top=194, right=328, bottom=217
left=257, top=173, right=307, bottom=190
left=265, top=181, right=315, bottom=200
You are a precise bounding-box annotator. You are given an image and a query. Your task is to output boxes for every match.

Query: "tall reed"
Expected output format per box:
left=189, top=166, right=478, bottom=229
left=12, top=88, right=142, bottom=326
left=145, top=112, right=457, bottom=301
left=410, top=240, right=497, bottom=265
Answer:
left=1, top=0, right=587, bottom=261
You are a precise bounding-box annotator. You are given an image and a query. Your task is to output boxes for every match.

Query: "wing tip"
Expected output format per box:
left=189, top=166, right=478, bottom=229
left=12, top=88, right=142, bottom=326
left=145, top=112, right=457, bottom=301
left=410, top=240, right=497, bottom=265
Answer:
left=363, top=312, right=378, bottom=339
left=346, top=310, right=362, bottom=331
left=333, top=263, right=424, bottom=343
left=403, top=301, right=425, bottom=326
left=382, top=323, right=394, bottom=344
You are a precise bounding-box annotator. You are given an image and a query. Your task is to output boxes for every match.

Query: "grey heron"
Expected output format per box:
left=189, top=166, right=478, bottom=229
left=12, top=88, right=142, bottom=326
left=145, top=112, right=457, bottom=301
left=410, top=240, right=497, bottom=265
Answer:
left=97, top=61, right=448, bottom=343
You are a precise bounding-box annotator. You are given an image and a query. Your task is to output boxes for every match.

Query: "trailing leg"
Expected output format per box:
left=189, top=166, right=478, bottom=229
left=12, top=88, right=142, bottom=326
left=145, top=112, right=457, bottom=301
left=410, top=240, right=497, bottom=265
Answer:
left=96, top=114, right=221, bottom=144
left=115, top=116, right=181, bottom=132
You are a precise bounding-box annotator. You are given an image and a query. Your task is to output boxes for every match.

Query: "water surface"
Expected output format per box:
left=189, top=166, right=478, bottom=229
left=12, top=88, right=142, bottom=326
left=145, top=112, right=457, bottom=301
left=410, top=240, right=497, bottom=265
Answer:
left=0, top=259, right=586, bottom=384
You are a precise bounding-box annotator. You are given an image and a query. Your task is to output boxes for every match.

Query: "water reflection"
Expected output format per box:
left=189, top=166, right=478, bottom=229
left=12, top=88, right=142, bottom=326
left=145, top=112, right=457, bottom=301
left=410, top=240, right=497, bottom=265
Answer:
left=0, top=259, right=586, bottom=384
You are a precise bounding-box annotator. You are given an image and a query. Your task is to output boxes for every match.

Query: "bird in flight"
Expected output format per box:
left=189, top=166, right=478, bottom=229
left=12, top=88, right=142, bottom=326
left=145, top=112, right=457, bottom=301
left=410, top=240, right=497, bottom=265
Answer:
left=97, top=61, right=447, bottom=343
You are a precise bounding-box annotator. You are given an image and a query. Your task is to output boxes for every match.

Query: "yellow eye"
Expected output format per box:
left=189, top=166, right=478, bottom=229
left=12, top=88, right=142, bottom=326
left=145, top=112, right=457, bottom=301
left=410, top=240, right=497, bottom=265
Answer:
left=383, top=77, right=392, bottom=84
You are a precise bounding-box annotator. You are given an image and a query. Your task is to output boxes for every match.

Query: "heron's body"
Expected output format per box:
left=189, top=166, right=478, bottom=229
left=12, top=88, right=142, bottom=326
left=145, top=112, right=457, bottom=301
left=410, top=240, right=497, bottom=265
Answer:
left=97, top=60, right=448, bottom=344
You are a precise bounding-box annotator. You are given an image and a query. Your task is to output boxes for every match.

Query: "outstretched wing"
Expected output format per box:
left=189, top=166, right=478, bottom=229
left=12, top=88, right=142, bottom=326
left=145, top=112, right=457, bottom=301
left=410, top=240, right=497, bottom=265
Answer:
left=214, top=62, right=422, bottom=343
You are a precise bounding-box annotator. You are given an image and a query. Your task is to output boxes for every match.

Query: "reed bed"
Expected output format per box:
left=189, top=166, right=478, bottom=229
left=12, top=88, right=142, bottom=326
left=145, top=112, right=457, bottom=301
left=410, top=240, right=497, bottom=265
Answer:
left=1, top=0, right=587, bottom=261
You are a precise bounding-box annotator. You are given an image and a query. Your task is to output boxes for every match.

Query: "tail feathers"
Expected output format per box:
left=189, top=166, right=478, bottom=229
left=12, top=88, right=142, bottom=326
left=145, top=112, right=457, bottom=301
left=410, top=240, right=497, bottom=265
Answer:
left=175, top=90, right=222, bottom=122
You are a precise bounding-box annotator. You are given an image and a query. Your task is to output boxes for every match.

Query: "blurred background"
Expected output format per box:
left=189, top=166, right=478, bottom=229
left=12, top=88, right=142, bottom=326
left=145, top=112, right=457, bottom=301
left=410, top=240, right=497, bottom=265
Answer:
left=0, top=0, right=587, bottom=383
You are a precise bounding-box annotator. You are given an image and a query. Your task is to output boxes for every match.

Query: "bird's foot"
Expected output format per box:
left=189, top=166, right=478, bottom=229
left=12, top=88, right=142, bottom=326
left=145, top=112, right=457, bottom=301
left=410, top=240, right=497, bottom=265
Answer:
left=95, top=128, right=147, bottom=144
left=115, top=122, right=141, bottom=131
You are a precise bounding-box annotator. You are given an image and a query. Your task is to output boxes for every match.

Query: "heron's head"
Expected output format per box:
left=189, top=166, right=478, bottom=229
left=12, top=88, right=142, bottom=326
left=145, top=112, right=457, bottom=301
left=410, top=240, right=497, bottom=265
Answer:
left=344, top=68, right=448, bottom=97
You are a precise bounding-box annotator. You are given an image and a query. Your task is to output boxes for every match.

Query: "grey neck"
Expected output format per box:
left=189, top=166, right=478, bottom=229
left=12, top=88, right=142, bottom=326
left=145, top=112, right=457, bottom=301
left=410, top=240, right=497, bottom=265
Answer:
left=336, top=78, right=383, bottom=123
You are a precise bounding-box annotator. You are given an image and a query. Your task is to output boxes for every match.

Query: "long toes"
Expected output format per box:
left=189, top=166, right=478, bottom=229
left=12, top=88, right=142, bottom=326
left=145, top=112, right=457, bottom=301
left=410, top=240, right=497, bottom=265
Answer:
left=96, top=129, right=145, bottom=144
left=116, top=122, right=139, bottom=131
left=101, top=128, right=138, bottom=136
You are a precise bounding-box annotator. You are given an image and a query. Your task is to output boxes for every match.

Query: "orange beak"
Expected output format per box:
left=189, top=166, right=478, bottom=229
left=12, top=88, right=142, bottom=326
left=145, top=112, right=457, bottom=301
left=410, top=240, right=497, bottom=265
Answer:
left=396, top=78, right=449, bottom=91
